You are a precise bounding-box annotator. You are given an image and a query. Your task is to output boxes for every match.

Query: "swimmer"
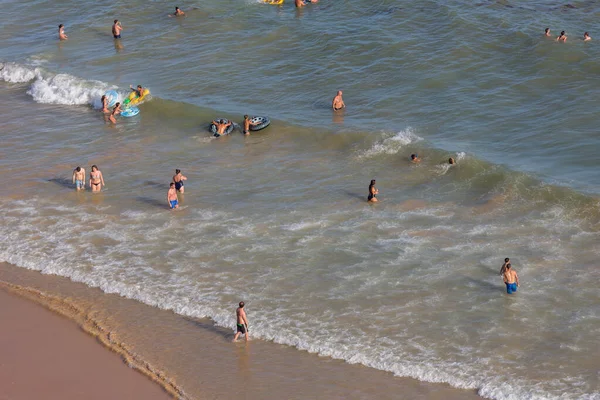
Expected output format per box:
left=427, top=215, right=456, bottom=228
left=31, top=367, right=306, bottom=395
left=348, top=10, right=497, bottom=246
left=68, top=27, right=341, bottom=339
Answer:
left=129, top=84, right=145, bottom=98
left=212, top=119, right=232, bottom=136
left=167, top=182, right=179, bottom=210
left=112, top=20, right=123, bottom=39
left=173, top=169, right=187, bottom=193
left=584, top=32, right=591, bottom=41
left=544, top=28, right=551, bottom=37
left=233, top=301, right=250, bottom=342
left=410, top=154, right=421, bottom=163
left=449, top=157, right=455, bottom=165
left=499, top=258, right=510, bottom=275
left=295, top=0, right=306, bottom=8
left=101, top=95, right=109, bottom=113
left=109, top=102, right=121, bottom=124
left=556, top=31, right=567, bottom=42
left=502, top=263, right=519, bottom=294
left=169, top=6, right=185, bottom=17
left=72, top=166, right=86, bottom=190
left=89, top=165, right=105, bottom=192
left=368, top=179, right=378, bottom=202
left=332, top=90, right=345, bottom=111
left=58, top=24, right=68, bottom=40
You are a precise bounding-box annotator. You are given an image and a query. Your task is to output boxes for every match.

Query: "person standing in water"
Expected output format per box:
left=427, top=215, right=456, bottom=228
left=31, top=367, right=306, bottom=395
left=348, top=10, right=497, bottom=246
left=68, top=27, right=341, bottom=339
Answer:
left=72, top=166, right=85, bottom=190
left=169, top=6, right=185, bottom=17
left=332, top=90, right=345, bottom=111
left=89, top=165, right=105, bottom=192
left=556, top=31, right=567, bottom=42
left=544, top=28, right=551, bottom=37
left=410, top=154, right=421, bottom=163
left=584, top=32, right=592, bottom=41
left=112, top=20, right=123, bottom=39
left=499, top=257, right=510, bottom=275
left=173, top=169, right=187, bottom=193
left=101, top=95, right=110, bottom=113
left=58, top=24, right=68, bottom=40
left=368, top=179, right=378, bottom=202
left=295, top=0, right=307, bottom=8
left=167, top=182, right=179, bottom=210
left=109, top=102, right=121, bottom=124
left=503, top=264, right=519, bottom=294
left=448, top=157, right=456, bottom=165
left=233, top=301, right=250, bottom=342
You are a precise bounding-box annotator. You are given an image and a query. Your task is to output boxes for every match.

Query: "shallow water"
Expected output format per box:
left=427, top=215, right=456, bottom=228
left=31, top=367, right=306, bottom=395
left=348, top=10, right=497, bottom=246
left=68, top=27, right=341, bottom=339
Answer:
left=2, top=0, right=600, bottom=399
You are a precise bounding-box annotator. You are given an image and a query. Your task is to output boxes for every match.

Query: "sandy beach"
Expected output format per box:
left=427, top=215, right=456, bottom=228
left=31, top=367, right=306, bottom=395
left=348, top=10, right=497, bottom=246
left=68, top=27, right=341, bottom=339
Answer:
left=0, top=262, right=481, bottom=400
left=0, top=287, right=172, bottom=400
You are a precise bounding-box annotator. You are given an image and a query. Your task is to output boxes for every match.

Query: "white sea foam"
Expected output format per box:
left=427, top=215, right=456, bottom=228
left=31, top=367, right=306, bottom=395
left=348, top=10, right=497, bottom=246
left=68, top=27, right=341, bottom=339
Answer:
left=0, top=62, right=38, bottom=83
left=357, top=128, right=423, bottom=159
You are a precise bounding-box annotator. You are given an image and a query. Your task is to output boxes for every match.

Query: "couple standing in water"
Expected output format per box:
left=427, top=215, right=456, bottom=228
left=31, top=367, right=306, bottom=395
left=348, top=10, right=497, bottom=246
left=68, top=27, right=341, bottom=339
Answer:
left=167, top=169, right=187, bottom=210
left=72, top=165, right=105, bottom=192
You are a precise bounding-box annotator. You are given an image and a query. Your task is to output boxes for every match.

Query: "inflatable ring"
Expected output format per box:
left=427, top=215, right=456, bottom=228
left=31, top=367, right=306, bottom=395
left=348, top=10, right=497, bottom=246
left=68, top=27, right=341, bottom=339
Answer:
left=121, top=106, right=140, bottom=117
left=104, top=90, right=119, bottom=107
left=210, top=119, right=235, bottom=137
left=263, top=0, right=284, bottom=4
left=249, top=116, right=271, bottom=131
left=124, top=88, right=150, bottom=106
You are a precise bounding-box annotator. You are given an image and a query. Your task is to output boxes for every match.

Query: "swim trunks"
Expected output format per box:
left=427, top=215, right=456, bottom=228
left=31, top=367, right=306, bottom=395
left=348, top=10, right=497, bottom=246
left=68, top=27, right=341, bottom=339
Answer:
left=505, top=282, right=518, bottom=294
left=75, top=180, right=84, bottom=189
left=175, top=181, right=184, bottom=191
left=113, top=35, right=121, bottom=39
left=169, top=199, right=178, bottom=209
left=236, top=324, right=246, bottom=334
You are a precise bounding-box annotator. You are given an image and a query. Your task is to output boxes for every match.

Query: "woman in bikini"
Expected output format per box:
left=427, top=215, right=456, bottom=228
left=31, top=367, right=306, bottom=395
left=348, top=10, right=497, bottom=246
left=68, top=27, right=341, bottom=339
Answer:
left=89, top=165, right=105, bottom=192
left=109, top=102, right=121, bottom=124
left=368, top=179, right=378, bottom=202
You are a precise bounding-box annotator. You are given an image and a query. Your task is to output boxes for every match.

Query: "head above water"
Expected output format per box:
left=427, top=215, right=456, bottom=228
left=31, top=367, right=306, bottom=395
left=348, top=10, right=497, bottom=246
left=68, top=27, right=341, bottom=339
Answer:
left=560, top=31, right=565, bottom=36
left=244, top=115, right=248, bottom=119
left=505, top=258, right=510, bottom=263
left=76, top=166, right=81, bottom=172
left=91, top=165, right=98, bottom=171
left=175, top=6, right=180, bottom=10
left=449, top=157, right=455, bottom=164
left=506, top=263, right=512, bottom=270
left=170, top=182, right=175, bottom=187
left=545, top=28, right=549, bottom=33
left=59, top=24, right=64, bottom=29
left=584, top=32, right=589, bottom=36
left=114, top=19, right=119, bottom=24
left=175, top=169, right=181, bottom=174
left=370, top=179, right=376, bottom=186
left=239, top=301, right=245, bottom=308
left=411, top=154, right=418, bottom=160
left=337, top=90, right=343, bottom=96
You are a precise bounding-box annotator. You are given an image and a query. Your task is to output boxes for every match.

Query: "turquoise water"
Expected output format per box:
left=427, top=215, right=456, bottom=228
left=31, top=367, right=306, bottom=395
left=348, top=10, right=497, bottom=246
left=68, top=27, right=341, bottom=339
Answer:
left=1, top=0, right=600, bottom=399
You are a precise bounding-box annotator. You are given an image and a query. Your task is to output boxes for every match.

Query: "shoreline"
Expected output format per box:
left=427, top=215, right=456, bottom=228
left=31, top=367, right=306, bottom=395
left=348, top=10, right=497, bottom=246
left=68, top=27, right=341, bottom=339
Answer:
left=0, top=262, right=482, bottom=400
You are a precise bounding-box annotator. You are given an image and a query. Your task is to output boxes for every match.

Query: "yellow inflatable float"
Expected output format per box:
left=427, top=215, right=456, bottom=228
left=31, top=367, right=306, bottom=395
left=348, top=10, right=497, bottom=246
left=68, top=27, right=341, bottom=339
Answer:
left=263, top=0, right=284, bottom=4
left=124, top=85, right=150, bottom=106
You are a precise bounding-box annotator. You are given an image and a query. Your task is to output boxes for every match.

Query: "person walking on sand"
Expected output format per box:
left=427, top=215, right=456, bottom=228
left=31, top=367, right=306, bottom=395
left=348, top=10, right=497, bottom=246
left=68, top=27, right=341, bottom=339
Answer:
left=89, top=165, right=105, bottom=192
left=112, top=20, right=123, bottom=39
left=368, top=179, right=378, bottom=202
left=332, top=90, right=345, bottom=111
left=584, top=32, right=591, bottom=41
left=167, top=182, right=179, bottom=210
left=556, top=31, right=567, bottom=42
left=499, top=257, right=510, bottom=275
left=233, top=301, right=250, bottom=342
left=503, top=263, right=519, bottom=294
left=58, top=24, right=68, bottom=40
left=72, top=166, right=85, bottom=190
left=109, top=102, right=121, bottom=124
left=173, top=169, right=187, bottom=193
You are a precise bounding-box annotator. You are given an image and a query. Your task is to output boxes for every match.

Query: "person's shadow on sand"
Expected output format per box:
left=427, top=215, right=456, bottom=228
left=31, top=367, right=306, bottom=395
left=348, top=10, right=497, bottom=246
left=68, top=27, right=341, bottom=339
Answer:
left=183, top=317, right=232, bottom=340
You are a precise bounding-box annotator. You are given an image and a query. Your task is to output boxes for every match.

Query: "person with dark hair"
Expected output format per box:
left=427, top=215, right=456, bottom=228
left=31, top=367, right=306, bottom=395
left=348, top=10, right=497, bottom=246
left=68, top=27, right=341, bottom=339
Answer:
left=368, top=179, right=378, bottom=202
left=500, top=258, right=510, bottom=275
left=72, top=166, right=85, bottom=190
left=112, top=19, right=123, bottom=39
left=89, top=165, right=105, bottom=192
left=410, top=154, right=421, bottom=163
left=173, top=169, right=187, bottom=193
left=584, top=32, right=591, bottom=41
left=233, top=301, right=250, bottom=342
left=212, top=118, right=232, bottom=136
left=544, top=27, right=551, bottom=37
left=557, top=31, right=567, bottom=42
left=58, top=24, right=68, bottom=40
left=332, top=90, right=345, bottom=111
left=169, top=6, right=185, bottom=17
left=109, top=102, right=121, bottom=124
left=449, top=157, right=455, bottom=165
left=101, top=95, right=109, bottom=113
left=503, top=264, right=519, bottom=294
left=167, top=182, right=179, bottom=209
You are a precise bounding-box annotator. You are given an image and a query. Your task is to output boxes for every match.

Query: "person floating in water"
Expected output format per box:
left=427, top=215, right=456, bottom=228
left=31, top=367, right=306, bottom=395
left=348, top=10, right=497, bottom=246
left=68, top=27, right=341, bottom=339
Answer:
left=109, top=102, right=121, bottom=124
left=410, top=154, right=421, bottom=163
left=584, top=32, right=591, bottom=41
left=169, top=6, right=185, bottom=17
left=332, top=90, right=345, bottom=111
left=544, top=28, right=551, bottom=37
left=72, top=166, right=85, bottom=191
left=58, top=24, right=68, bottom=40
left=368, top=179, right=378, bottom=202
left=173, top=169, right=187, bottom=193
left=112, top=20, right=123, bottom=39
left=129, top=84, right=146, bottom=98
left=167, top=182, right=179, bottom=210
left=448, top=157, right=456, bottom=165
left=212, top=119, right=232, bottom=136
left=89, top=165, right=105, bottom=192
left=233, top=301, right=250, bottom=342
left=556, top=31, right=567, bottom=42
left=499, top=257, right=510, bottom=275
left=503, top=263, right=519, bottom=294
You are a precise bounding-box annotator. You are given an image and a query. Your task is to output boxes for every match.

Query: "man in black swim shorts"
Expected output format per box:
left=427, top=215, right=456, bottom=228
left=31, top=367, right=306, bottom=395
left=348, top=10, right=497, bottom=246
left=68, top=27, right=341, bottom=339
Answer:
left=233, top=301, right=250, bottom=342
left=112, top=19, right=123, bottom=39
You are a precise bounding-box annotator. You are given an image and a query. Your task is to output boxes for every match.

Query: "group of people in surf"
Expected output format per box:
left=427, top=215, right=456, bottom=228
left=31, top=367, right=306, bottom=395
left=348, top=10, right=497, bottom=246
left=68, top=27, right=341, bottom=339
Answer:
left=544, top=28, right=591, bottom=42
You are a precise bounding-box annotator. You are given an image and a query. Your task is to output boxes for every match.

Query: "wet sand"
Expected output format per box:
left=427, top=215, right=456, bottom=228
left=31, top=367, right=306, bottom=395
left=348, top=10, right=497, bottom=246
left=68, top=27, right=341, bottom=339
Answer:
left=0, top=262, right=482, bottom=400
left=0, top=288, right=172, bottom=400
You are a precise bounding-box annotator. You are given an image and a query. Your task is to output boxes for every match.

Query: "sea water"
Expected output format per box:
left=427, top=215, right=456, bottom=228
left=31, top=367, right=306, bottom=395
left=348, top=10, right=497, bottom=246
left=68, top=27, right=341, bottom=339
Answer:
left=1, top=0, right=600, bottom=399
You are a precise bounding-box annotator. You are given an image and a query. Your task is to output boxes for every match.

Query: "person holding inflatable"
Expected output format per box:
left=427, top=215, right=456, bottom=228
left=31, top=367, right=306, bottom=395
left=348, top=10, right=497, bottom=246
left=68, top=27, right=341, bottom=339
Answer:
left=212, top=119, right=232, bottom=136
left=124, top=85, right=150, bottom=106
